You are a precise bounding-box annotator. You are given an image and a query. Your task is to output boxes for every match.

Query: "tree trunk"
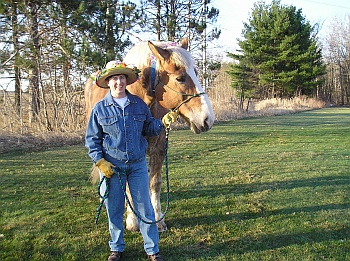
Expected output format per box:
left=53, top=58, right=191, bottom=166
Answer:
left=156, top=0, right=161, bottom=41
left=201, top=0, right=207, bottom=91
left=105, top=0, right=116, bottom=61
left=27, top=0, right=40, bottom=123
left=12, top=1, right=21, bottom=116
left=187, top=2, right=191, bottom=51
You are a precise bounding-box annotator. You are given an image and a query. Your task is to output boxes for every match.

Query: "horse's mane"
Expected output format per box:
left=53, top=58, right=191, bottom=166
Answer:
left=123, top=41, right=194, bottom=71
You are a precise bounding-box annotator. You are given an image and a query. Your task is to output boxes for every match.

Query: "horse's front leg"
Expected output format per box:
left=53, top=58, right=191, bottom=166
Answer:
left=148, top=134, right=167, bottom=232
left=125, top=164, right=166, bottom=232
left=125, top=184, right=139, bottom=232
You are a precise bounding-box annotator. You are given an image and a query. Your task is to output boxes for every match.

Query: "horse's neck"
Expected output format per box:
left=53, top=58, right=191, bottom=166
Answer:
left=127, top=68, right=155, bottom=107
left=149, top=99, right=169, bottom=118
left=126, top=67, right=168, bottom=118
left=127, top=85, right=153, bottom=107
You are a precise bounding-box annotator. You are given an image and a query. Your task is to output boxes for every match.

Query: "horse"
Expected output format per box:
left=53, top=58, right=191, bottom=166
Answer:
left=84, top=38, right=215, bottom=232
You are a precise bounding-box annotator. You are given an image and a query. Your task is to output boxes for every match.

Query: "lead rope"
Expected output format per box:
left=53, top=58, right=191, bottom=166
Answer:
left=95, top=127, right=171, bottom=224
left=95, top=176, right=110, bottom=224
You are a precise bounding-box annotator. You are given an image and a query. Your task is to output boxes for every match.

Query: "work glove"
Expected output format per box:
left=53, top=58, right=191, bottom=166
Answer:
left=162, top=110, right=179, bottom=128
left=95, top=158, right=115, bottom=178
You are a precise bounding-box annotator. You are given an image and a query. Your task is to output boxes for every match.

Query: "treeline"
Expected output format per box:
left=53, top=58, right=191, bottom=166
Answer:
left=322, top=16, right=350, bottom=105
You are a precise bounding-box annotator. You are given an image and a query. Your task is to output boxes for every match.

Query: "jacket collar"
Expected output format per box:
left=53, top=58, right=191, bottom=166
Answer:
left=103, top=90, right=138, bottom=106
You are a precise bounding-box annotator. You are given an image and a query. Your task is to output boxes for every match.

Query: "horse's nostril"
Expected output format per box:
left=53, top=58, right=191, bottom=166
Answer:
left=203, top=117, right=213, bottom=131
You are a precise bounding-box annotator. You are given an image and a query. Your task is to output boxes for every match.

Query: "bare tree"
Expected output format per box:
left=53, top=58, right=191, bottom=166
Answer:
left=322, top=15, right=350, bottom=105
left=11, top=1, right=22, bottom=115
left=26, top=0, right=41, bottom=122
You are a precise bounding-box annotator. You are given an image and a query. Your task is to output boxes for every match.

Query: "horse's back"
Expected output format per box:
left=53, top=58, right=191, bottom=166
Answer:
left=84, top=78, right=109, bottom=119
left=123, top=41, right=151, bottom=69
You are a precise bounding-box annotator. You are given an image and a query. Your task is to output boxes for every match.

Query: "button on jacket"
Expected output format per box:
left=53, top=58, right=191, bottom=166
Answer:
left=85, top=90, right=164, bottom=164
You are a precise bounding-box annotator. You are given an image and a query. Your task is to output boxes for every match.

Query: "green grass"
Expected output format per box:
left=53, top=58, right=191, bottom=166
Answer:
left=1, top=107, right=349, bottom=261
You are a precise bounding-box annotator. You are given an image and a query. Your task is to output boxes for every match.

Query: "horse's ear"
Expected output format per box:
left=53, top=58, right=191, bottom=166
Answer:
left=180, top=38, right=188, bottom=50
left=148, top=41, right=170, bottom=61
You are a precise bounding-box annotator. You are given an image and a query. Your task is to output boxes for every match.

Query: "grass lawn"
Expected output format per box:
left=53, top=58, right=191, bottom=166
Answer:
left=1, top=107, right=349, bottom=260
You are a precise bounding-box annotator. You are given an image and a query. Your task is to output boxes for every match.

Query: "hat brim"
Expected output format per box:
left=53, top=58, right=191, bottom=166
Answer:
left=96, top=67, right=138, bottom=88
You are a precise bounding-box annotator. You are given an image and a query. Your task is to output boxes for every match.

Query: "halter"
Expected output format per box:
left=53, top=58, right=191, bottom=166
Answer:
left=150, top=56, right=206, bottom=112
left=156, top=74, right=206, bottom=112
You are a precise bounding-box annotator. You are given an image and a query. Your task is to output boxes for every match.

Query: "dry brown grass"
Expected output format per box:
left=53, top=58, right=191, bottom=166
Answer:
left=0, top=130, right=84, bottom=154
left=211, top=96, right=326, bottom=121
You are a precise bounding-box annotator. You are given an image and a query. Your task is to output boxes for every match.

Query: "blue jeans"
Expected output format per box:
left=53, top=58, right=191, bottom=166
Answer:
left=99, top=159, right=160, bottom=255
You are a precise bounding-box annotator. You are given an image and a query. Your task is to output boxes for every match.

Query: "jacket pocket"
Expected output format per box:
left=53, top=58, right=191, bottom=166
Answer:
left=99, top=116, right=120, bottom=135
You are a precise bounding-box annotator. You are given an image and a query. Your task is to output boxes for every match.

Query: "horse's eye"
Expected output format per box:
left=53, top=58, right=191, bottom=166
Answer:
left=176, top=76, right=186, bottom=83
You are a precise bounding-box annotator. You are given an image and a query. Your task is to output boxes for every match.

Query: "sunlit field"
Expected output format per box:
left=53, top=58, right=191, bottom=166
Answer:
left=1, top=107, right=349, bottom=260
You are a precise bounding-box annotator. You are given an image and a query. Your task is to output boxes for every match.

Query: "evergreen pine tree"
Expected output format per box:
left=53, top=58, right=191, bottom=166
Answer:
left=227, top=0, right=325, bottom=99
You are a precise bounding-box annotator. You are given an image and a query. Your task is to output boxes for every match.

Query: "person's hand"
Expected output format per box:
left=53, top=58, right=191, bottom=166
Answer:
left=96, top=158, right=115, bottom=178
left=162, top=110, right=179, bottom=128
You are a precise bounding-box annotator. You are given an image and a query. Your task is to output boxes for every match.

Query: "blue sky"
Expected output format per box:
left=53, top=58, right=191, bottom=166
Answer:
left=211, top=0, right=350, bottom=57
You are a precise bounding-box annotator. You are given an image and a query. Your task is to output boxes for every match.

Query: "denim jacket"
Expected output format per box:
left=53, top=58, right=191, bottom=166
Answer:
left=85, top=91, right=164, bottom=164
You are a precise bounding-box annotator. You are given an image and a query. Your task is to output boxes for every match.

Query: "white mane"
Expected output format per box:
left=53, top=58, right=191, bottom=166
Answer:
left=123, top=41, right=195, bottom=72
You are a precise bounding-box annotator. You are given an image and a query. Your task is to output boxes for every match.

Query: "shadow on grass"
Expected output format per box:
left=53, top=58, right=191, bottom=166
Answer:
left=228, top=226, right=348, bottom=251
left=168, top=202, right=350, bottom=226
left=168, top=175, right=350, bottom=201
left=163, top=204, right=350, bottom=260
left=160, top=224, right=350, bottom=260
left=212, top=226, right=350, bottom=256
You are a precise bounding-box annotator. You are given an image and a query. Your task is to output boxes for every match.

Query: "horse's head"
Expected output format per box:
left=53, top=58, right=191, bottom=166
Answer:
left=146, top=39, right=215, bottom=134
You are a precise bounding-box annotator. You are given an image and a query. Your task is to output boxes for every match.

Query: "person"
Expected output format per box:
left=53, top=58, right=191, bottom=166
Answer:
left=85, top=61, right=178, bottom=261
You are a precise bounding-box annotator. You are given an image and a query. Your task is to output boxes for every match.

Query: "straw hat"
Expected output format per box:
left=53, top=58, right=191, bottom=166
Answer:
left=94, top=61, right=140, bottom=88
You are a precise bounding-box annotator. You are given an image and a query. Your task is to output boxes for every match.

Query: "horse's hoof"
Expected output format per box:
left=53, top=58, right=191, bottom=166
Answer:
left=126, top=223, right=140, bottom=232
left=126, top=216, right=140, bottom=232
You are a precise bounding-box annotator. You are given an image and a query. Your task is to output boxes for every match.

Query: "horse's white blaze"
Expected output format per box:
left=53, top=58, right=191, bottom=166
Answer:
left=186, top=67, right=215, bottom=130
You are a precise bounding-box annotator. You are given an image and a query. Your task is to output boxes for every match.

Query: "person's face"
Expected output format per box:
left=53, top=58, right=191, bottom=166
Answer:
left=107, top=74, right=127, bottom=98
